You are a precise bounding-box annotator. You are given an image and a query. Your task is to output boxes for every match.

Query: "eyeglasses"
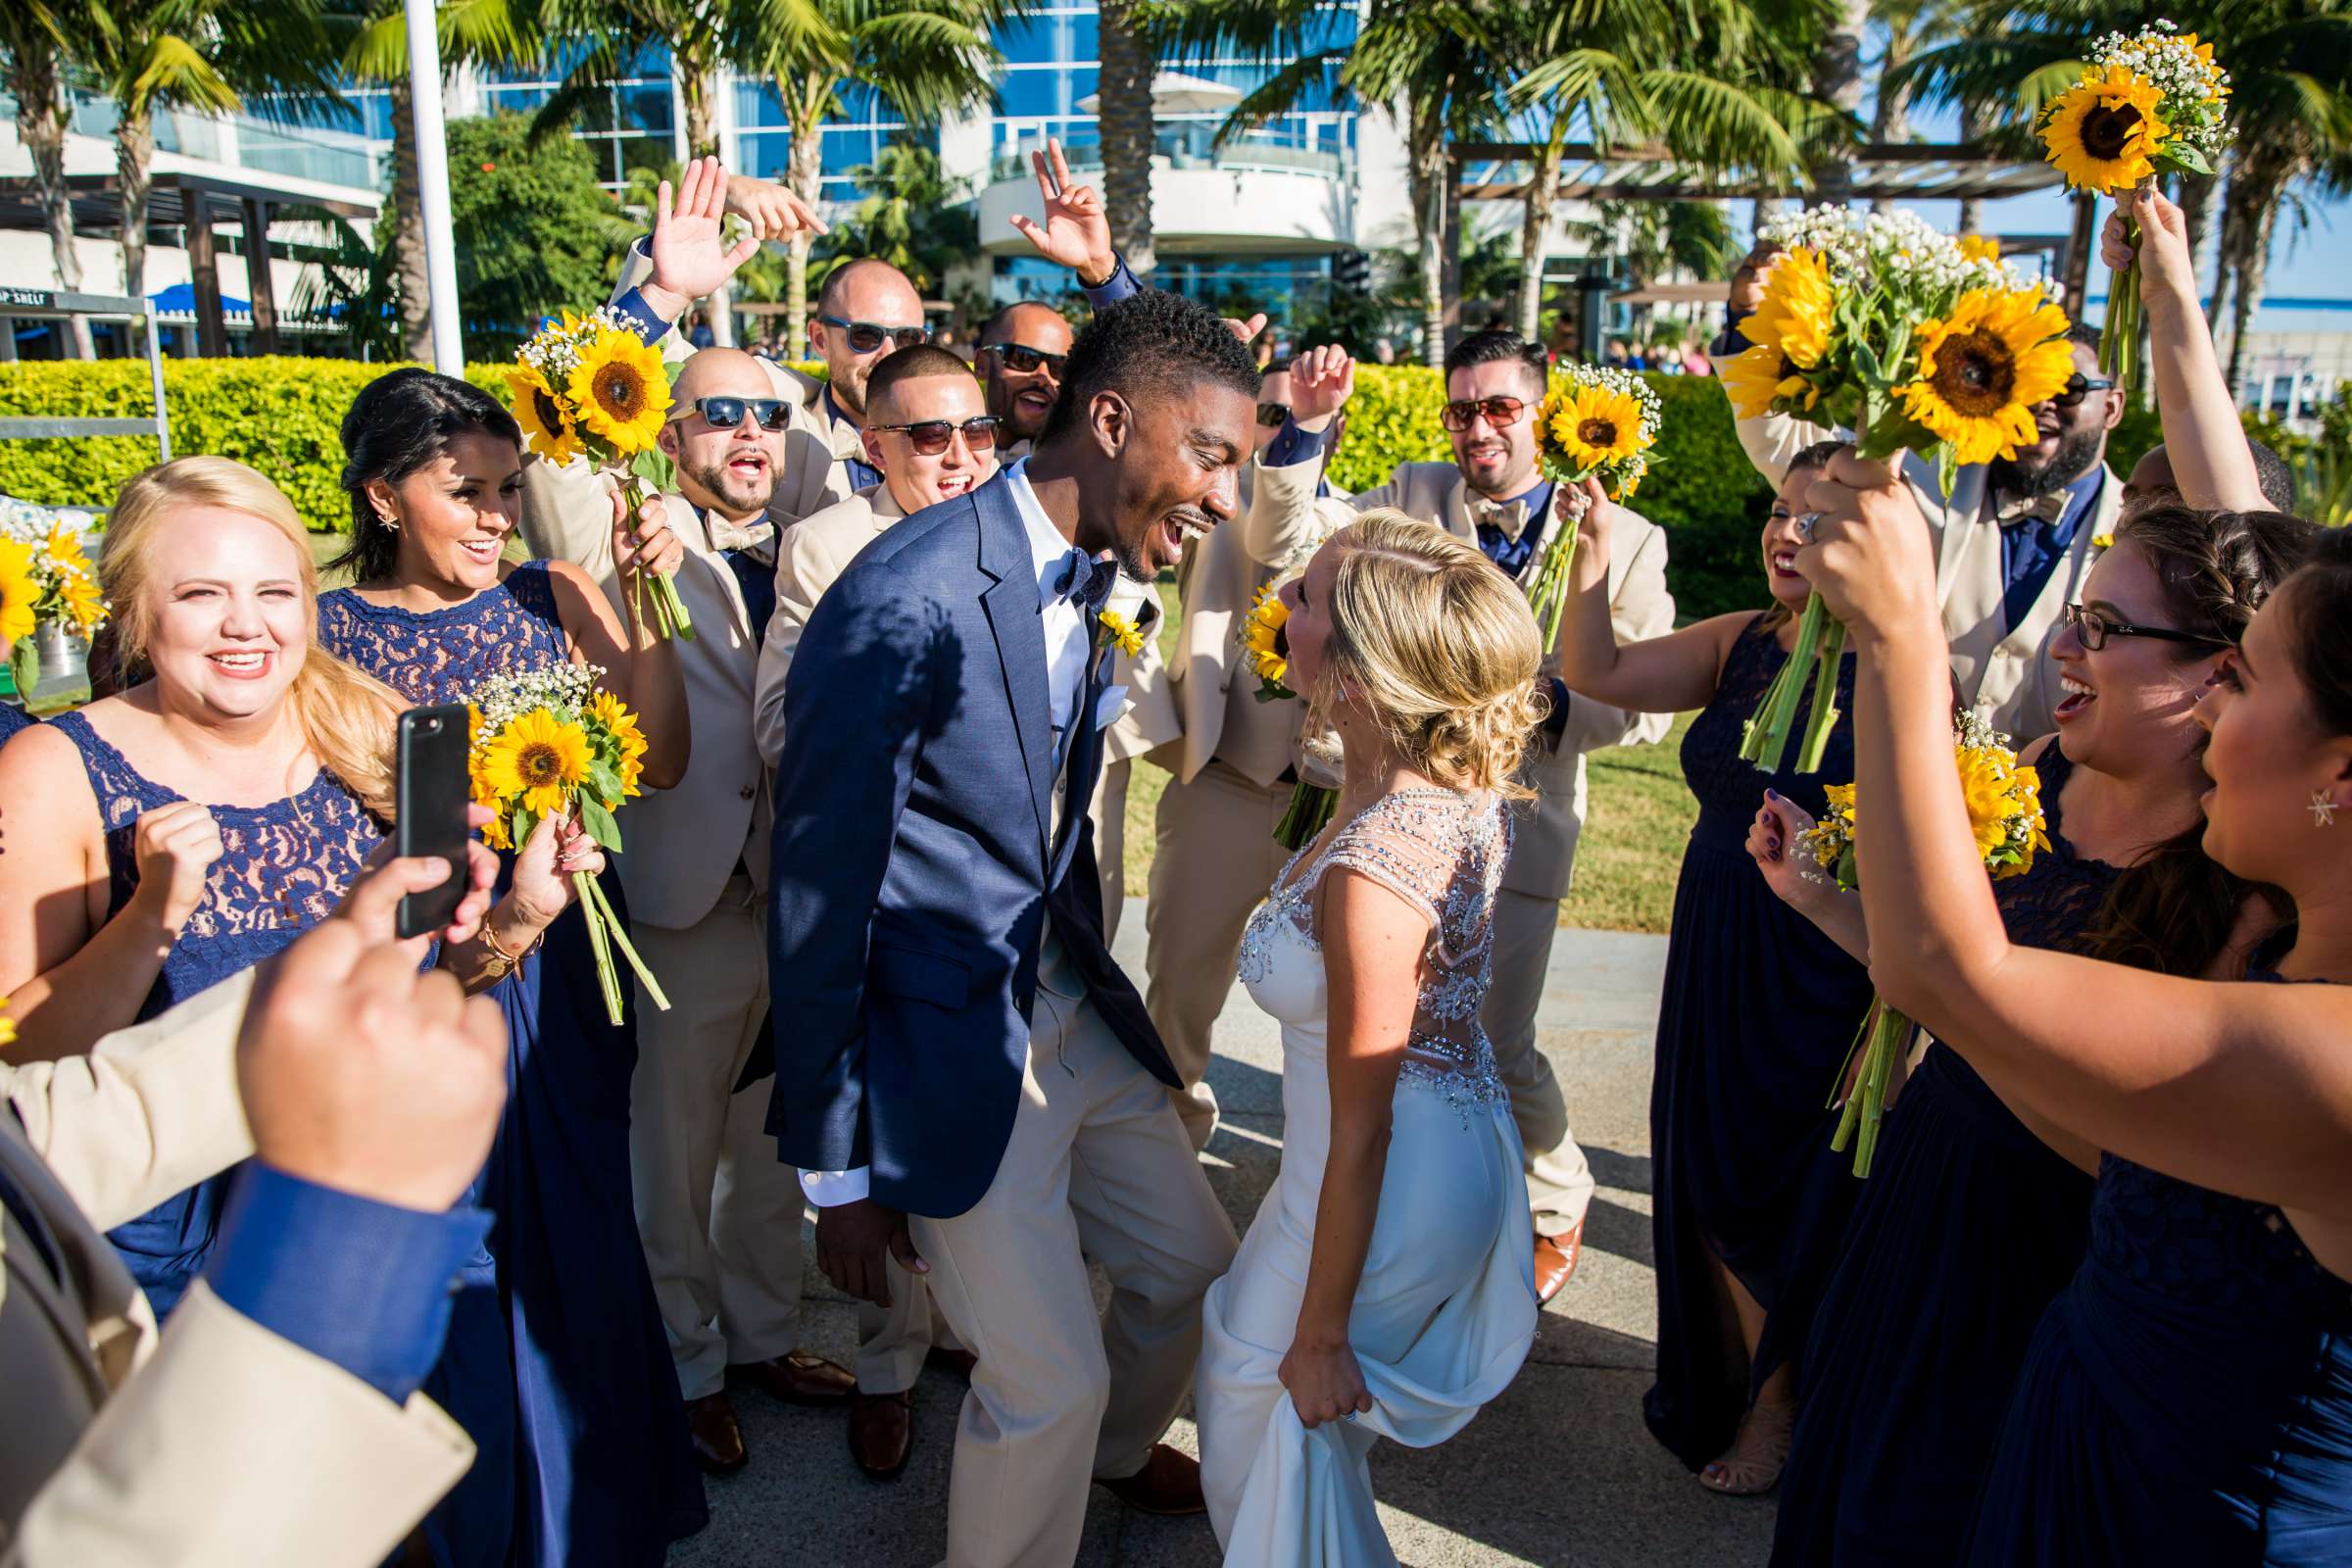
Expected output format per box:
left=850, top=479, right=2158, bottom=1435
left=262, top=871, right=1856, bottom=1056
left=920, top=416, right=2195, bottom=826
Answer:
left=818, top=316, right=929, bottom=354
left=981, top=341, right=1066, bottom=376
left=678, top=395, right=792, bottom=431
left=1439, top=395, right=1529, bottom=432
left=1255, top=402, right=1292, bottom=428
left=2062, top=602, right=2230, bottom=652
left=2049, top=373, right=2116, bottom=410
left=869, top=416, right=1002, bottom=457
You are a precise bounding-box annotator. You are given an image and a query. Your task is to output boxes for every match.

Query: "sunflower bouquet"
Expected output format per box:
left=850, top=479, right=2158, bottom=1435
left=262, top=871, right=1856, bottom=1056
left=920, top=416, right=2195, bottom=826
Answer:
left=0, top=502, right=108, bottom=698
left=2038, top=24, right=2232, bottom=395
left=1724, top=206, right=2075, bottom=774
left=1800, top=710, right=2050, bottom=1176
left=1236, top=581, right=1339, bottom=848
left=509, top=310, right=696, bottom=642
left=468, top=662, right=667, bottom=1026
left=1521, top=365, right=1663, bottom=656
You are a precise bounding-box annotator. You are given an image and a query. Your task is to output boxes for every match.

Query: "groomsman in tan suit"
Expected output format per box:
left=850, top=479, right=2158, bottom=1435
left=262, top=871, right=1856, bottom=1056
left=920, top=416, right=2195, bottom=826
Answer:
left=520, top=347, right=857, bottom=1476
left=1717, top=245, right=2124, bottom=740
left=1248, top=329, right=1677, bottom=1302
left=3, top=858, right=503, bottom=1567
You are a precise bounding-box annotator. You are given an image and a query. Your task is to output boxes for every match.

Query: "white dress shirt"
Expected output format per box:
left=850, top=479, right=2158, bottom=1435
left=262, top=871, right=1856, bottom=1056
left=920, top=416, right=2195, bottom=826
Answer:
left=799, top=461, right=1104, bottom=1209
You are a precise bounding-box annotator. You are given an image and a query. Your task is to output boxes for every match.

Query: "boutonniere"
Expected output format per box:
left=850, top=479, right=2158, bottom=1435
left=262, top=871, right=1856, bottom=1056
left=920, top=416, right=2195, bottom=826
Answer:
left=2090, top=531, right=2115, bottom=551
left=1098, top=609, right=1145, bottom=658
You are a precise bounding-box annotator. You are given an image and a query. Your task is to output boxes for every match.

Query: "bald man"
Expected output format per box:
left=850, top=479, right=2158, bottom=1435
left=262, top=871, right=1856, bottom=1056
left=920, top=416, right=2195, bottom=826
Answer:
left=977, top=300, right=1076, bottom=456
left=519, top=347, right=856, bottom=1477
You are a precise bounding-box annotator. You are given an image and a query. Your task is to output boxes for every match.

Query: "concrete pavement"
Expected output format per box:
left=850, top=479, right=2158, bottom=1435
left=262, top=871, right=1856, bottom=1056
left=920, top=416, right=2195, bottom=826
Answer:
left=669, top=909, right=1776, bottom=1566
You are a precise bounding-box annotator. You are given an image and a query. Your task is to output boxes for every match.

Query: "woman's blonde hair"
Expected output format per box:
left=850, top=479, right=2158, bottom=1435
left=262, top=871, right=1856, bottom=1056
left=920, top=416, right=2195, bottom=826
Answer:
left=102, top=457, right=403, bottom=819
left=1310, top=510, right=1547, bottom=798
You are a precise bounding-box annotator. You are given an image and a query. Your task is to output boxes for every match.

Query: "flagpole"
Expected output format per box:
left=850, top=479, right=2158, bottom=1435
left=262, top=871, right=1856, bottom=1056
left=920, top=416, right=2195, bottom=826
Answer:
left=403, top=0, right=465, bottom=372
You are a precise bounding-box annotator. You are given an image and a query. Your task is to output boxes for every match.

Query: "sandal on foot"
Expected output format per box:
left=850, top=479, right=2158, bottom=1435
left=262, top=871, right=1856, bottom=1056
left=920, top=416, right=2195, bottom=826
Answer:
left=1699, top=1396, right=1795, bottom=1496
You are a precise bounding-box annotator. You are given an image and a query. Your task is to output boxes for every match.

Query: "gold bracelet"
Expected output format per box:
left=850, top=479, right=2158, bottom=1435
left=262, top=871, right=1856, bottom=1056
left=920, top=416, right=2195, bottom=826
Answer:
left=480, top=913, right=545, bottom=978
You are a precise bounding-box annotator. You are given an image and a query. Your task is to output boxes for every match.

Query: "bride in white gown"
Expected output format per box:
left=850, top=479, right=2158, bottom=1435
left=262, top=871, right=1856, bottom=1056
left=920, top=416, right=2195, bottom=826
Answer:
left=1198, top=511, right=1545, bottom=1566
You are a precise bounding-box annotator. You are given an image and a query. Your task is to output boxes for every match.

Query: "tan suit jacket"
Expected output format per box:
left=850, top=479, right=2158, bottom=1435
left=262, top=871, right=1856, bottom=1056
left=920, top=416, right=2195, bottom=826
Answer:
left=756, top=480, right=1177, bottom=773
left=608, top=244, right=858, bottom=525
left=1, top=971, right=473, bottom=1566
left=518, top=468, right=771, bottom=923
left=1246, top=458, right=1677, bottom=901
left=1734, top=410, right=2120, bottom=741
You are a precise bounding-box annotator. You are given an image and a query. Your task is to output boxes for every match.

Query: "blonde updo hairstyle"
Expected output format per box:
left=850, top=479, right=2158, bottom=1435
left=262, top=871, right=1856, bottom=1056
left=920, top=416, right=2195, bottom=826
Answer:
left=101, top=457, right=404, bottom=818
left=1308, top=510, right=1546, bottom=799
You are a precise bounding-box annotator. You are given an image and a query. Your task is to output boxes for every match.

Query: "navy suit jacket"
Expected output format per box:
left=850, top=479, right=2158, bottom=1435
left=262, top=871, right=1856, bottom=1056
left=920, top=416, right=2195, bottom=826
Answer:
left=764, top=474, right=1177, bottom=1219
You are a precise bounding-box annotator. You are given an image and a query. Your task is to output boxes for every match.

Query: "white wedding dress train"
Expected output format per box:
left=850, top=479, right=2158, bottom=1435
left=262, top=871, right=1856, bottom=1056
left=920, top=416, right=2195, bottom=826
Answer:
left=1198, top=787, right=1540, bottom=1567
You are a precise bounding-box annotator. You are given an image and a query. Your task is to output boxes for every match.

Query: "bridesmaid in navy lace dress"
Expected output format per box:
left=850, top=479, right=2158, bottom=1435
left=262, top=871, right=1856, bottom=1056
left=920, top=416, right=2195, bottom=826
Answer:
left=1749, top=507, right=2312, bottom=1566
left=1551, top=443, right=1876, bottom=1492
left=319, top=369, right=702, bottom=1567
left=1798, top=459, right=2352, bottom=1564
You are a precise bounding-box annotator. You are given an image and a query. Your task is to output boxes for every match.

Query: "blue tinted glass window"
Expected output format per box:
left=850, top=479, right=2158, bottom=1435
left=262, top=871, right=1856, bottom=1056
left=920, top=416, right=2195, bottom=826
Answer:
left=484, top=84, right=551, bottom=117
left=997, top=69, right=1094, bottom=119
left=993, top=12, right=1097, bottom=65
left=737, top=78, right=786, bottom=128
left=736, top=131, right=793, bottom=181
left=620, top=80, right=673, bottom=131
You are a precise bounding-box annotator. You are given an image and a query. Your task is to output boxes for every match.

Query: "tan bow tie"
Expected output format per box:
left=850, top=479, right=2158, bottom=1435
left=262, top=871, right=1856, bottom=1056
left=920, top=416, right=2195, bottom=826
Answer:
left=1469, top=496, right=1532, bottom=541
left=1994, top=489, right=2068, bottom=526
left=706, top=514, right=773, bottom=557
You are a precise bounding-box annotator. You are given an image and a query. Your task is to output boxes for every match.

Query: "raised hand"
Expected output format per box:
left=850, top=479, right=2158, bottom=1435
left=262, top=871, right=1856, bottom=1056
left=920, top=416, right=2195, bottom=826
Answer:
left=2104, top=189, right=2196, bottom=320
left=1288, top=345, right=1356, bottom=427
left=239, top=916, right=508, bottom=1213
left=1006, top=138, right=1118, bottom=285
left=1796, top=450, right=1938, bottom=643
left=612, top=488, right=686, bottom=585
left=1226, top=312, right=1269, bottom=346
left=643, top=155, right=762, bottom=323
left=724, top=173, right=828, bottom=244
left=131, top=801, right=224, bottom=935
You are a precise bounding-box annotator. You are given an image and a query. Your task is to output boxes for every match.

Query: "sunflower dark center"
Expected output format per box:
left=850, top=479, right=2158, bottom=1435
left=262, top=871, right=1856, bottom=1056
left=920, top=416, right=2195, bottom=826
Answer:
left=596, top=368, right=644, bottom=417
left=1577, top=417, right=1619, bottom=447
left=517, top=743, right=564, bottom=787
left=532, top=388, right=565, bottom=431
left=2082, top=104, right=2141, bottom=161
left=1931, top=327, right=2017, bottom=417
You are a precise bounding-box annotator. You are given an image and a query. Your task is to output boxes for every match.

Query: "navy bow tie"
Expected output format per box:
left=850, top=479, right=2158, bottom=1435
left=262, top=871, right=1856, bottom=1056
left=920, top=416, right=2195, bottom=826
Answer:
left=1054, top=549, right=1118, bottom=612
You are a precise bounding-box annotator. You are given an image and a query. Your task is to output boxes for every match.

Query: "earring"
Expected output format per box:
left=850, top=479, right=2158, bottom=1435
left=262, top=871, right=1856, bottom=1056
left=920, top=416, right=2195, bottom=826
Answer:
left=2313, top=790, right=2340, bottom=829
left=375, top=510, right=399, bottom=531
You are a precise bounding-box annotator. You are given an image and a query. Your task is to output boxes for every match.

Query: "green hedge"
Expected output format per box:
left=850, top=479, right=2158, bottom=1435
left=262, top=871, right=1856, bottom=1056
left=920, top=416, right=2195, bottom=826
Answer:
left=0, top=356, right=2196, bottom=623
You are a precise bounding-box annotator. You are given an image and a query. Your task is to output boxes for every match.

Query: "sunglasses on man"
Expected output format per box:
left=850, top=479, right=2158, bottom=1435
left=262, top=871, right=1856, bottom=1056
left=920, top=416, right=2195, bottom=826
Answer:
left=1439, top=395, right=1530, bottom=433
left=819, top=316, right=930, bottom=355
left=868, top=416, right=1002, bottom=457
left=2049, top=373, right=2116, bottom=410
left=981, top=341, right=1067, bottom=377
left=1255, top=402, right=1292, bottom=429
left=679, top=395, right=793, bottom=431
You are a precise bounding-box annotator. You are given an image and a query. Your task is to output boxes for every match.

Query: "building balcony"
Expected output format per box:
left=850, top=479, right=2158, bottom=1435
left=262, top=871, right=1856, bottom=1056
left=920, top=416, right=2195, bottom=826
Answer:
left=977, top=126, right=1352, bottom=257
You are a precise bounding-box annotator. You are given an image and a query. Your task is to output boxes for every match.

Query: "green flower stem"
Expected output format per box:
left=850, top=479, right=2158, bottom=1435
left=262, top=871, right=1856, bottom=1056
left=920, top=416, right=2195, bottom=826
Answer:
left=1275, top=783, right=1337, bottom=852
left=618, top=475, right=697, bottom=644
left=1829, top=998, right=1916, bottom=1178
left=1741, top=592, right=1829, bottom=772
left=1795, top=615, right=1849, bottom=774
left=574, top=869, right=625, bottom=1026
left=583, top=869, right=670, bottom=1012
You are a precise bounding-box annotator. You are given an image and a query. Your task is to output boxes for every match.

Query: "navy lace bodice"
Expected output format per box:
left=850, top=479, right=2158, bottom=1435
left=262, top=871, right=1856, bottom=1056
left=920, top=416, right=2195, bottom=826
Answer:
left=48, top=710, right=382, bottom=1021
left=1680, top=612, right=1857, bottom=852
left=1984, top=743, right=2121, bottom=955
left=318, top=563, right=570, bottom=705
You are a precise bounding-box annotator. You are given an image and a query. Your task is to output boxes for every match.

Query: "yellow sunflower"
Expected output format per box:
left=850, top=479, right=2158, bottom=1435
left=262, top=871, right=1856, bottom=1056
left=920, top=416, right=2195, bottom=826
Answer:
left=1897, top=287, right=2077, bottom=466
left=0, top=540, right=38, bottom=646
left=508, top=364, right=585, bottom=466
left=1099, top=609, right=1145, bottom=659
left=1746, top=247, right=1836, bottom=369
left=587, top=689, right=649, bottom=799
left=565, top=328, right=671, bottom=456
left=2042, top=66, right=2171, bottom=193
left=1958, top=234, right=2002, bottom=265
left=1542, top=383, right=1647, bottom=475
left=1721, top=341, right=1822, bottom=421
left=478, top=709, right=593, bottom=820
left=1242, top=583, right=1290, bottom=689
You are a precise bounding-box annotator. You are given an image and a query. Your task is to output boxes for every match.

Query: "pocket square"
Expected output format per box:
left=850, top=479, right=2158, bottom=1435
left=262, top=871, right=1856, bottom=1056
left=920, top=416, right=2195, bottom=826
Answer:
left=1095, top=683, right=1130, bottom=731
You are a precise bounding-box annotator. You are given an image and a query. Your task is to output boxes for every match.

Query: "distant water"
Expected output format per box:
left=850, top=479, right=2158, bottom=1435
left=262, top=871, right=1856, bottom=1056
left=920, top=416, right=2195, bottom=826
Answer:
left=2085, top=295, right=2352, bottom=335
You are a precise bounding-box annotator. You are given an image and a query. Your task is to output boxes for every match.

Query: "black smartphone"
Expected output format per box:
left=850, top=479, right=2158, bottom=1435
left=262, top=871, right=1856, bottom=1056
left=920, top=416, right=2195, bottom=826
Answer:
left=394, top=703, right=471, bottom=940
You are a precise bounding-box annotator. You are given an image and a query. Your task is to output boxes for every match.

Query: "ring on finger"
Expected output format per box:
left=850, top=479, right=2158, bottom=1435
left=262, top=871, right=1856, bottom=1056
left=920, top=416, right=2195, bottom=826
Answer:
left=1796, top=511, right=1822, bottom=543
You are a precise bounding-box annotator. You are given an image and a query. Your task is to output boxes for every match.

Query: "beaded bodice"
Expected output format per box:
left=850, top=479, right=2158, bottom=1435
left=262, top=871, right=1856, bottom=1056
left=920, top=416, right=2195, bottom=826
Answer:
left=49, top=710, right=381, bottom=1021
left=1239, top=787, right=1511, bottom=1115
left=1681, top=612, right=1857, bottom=831
left=317, top=563, right=570, bottom=705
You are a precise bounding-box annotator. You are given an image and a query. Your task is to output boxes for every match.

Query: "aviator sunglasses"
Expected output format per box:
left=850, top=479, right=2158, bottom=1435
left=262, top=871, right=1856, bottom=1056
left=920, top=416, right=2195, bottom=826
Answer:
left=982, top=341, right=1068, bottom=376
left=1439, top=395, right=1531, bottom=432
left=869, top=416, right=1002, bottom=456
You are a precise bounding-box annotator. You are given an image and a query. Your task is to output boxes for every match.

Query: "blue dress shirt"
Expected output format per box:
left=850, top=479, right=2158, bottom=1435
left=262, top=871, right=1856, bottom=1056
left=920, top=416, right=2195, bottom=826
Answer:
left=1997, top=466, right=2103, bottom=632
left=205, top=1162, right=491, bottom=1405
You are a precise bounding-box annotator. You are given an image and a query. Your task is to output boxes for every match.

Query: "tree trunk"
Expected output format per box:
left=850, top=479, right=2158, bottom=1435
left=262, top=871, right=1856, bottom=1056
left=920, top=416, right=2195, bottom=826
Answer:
left=1404, top=103, right=1446, bottom=368
left=680, top=62, right=733, bottom=348
left=1515, top=124, right=1567, bottom=342
left=117, top=106, right=157, bottom=341
left=2175, top=167, right=2216, bottom=318
left=14, top=46, right=94, bottom=357
left=388, top=75, right=432, bottom=365
left=1095, top=0, right=1155, bottom=276
left=1809, top=0, right=1871, bottom=205
left=786, top=96, right=826, bottom=353
left=1868, top=26, right=1913, bottom=215
left=2222, top=165, right=2283, bottom=398
left=1955, top=100, right=1989, bottom=235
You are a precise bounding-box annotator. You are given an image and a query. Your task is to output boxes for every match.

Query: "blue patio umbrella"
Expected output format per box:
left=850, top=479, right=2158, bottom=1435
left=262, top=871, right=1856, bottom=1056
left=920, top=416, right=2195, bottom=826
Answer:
left=148, top=282, right=253, bottom=317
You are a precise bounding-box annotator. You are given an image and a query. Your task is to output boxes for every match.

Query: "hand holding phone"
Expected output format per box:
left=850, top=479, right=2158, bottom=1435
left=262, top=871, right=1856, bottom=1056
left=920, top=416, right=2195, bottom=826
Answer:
left=394, top=704, right=472, bottom=940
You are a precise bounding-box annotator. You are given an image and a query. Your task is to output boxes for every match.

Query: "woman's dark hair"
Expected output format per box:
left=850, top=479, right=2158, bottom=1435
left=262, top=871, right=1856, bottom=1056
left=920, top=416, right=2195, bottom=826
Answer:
left=2280, top=524, right=2352, bottom=739
left=332, top=368, right=523, bottom=582
left=2082, top=505, right=2318, bottom=975
left=1756, top=441, right=1848, bottom=631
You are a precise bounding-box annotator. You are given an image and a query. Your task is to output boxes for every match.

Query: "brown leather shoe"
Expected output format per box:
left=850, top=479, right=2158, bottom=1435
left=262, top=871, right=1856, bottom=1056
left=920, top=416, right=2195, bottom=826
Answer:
left=1096, top=1443, right=1207, bottom=1516
left=1534, top=1219, right=1584, bottom=1305
left=925, top=1346, right=978, bottom=1380
left=849, top=1390, right=913, bottom=1479
left=684, top=1392, right=747, bottom=1476
left=729, top=1349, right=856, bottom=1407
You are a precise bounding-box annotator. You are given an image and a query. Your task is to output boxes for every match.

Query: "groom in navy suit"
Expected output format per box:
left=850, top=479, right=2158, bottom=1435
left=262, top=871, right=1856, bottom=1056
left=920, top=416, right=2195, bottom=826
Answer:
left=767, top=289, right=1254, bottom=1566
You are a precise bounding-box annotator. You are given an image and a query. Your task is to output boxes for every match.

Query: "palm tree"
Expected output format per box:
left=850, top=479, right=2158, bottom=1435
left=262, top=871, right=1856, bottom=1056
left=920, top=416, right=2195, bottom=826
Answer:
left=823, top=139, right=978, bottom=295
left=739, top=0, right=1003, bottom=349
left=1096, top=0, right=1157, bottom=275
left=1865, top=0, right=1963, bottom=211
left=4, top=1, right=112, bottom=356
left=342, top=0, right=541, bottom=365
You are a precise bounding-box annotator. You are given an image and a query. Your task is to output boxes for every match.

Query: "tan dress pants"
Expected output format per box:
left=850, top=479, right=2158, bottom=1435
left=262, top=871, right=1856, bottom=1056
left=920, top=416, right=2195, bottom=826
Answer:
left=1142, top=760, right=1297, bottom=1151
left=909, top=938, right=1238, bottom=1568
left=1483, top=886, right=1596, bottom=1237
